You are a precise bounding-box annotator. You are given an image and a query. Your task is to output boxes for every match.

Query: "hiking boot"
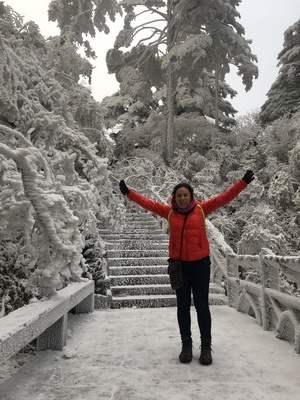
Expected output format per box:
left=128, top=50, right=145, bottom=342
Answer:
left=199, top=339, right=213, bottom=365
left=179, top=337, right=193, bottom=363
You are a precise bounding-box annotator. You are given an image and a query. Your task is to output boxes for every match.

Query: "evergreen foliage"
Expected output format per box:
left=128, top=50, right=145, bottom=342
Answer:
left=48, top=0, right=122, bottom=57
left=0, top=4, right=123, bottom=307
left=260, top=19, right=300, bottom=124
left=104, top=0, right=258, bottom=161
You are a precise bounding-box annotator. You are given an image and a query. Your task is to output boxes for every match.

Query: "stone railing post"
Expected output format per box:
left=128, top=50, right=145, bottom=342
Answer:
left=260, top=249, right=280, bottom=331
left=259, top=252, right=268, bottom=330
left=226, top=253, right=239, bottom=308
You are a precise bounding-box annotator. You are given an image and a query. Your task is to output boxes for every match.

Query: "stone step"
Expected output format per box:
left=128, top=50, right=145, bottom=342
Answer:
left=106, top=242, right=169, bottom=251
left=99, top=227, right=162, bottom=234
left=110, top=274, right=170, bottom=286
left=116, top=229, right=164, bottom=238
left=122, top=228, right=162, bottom=233
left=110, top=282, right=226, bottom=295
left=123, top=219, right=159, bottom=225
left=109, top=265, right=167, bottom=276
left=110, top=294, right=177, bottom=309
left=111, top=284, right=174, bottom=296
left=108, top=257, right=167, bottom=267
left=124, top=212, right=156, bottom=218
left=124, top=216, right=159, bottom=226
left=123, top=226, right=164, bottom=232
left=109, top=293, right=228, bottom=309
left=107, top=249, right=169, bottom=258
left=101, top=233, right=168, bottom=240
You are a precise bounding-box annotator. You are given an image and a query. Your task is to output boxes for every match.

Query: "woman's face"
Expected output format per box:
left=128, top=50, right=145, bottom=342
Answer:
left=174, top=187, right=192, bottom=209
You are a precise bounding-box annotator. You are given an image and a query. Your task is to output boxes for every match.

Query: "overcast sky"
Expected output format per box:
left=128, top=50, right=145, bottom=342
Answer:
left=4, top=0, right=300, bottom=115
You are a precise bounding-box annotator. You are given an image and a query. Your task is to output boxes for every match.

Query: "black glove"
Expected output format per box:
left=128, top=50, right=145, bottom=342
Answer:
left=242, top=170, right=255, bottom=184
left=119, top=180, right=129, bottom=195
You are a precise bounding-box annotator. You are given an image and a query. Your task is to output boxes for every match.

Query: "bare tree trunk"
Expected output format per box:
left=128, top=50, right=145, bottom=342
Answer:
left=166, top=63, right=175, bottom=163
left=215, top=60, right=219, bottom=128
left=165, top=0, right=176, bottom=164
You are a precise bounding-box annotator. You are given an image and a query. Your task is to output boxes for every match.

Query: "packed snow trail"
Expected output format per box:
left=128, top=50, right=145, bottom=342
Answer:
left=1, top=306, right=300, bottom=400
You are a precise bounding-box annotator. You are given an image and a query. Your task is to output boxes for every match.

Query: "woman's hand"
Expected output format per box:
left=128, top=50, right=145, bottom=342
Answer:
left=119, top=180, right=130, bottom=195
left=242, top=170, right=255, bottom=184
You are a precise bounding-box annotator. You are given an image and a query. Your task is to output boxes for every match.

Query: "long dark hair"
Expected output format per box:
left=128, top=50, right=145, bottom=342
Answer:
left=172, top=183, right=194, bottom=198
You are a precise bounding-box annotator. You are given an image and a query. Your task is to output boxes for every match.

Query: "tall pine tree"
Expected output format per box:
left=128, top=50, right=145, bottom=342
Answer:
left=260, top=19, right=300, bottom=125
left=107, top=0, right=258, bottom=162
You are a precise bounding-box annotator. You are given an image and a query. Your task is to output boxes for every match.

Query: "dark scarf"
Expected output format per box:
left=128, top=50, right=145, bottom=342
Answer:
left=171, top=198, right=197, bottom=213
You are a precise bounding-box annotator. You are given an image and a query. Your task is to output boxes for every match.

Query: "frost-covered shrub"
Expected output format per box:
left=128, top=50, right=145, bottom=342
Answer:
left=111, top=154, right=186, bottom=202
left=237, top=205, right=289, bottom=254
left=171, top=150, right=207, bottom=181
left=0, top=6, right=122, bottom=311
left=113, top=125, right=152, bottom=157
left=174, top=114, right=215, bottom=155
left=0, top=239, right=33, bottom=314
left=289, top=140, right=300, bottom=184
left=285, top=211, right=300, bottom=253
left=191, top=161, right=220, bottom=200
left=82, top=235, right=109, bottom=295
left=0, top=123, right=122, bottom=302
left=260, top=156, right=282, bottom=185
left=262, top=115, right=299, bottom=164
left=0, top=136, right=85, bottom=296
left=237, top=226, right=287, bottom=255
left=267, top=169, right=295, bottom=211
left=209, top=214, right=240, bottom=249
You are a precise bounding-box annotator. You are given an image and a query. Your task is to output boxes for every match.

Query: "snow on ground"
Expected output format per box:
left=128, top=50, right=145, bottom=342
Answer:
left=1, top=305, right=300, bottom=400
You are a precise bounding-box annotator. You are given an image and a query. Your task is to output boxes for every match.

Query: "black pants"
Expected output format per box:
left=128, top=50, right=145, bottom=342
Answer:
left=175, top=256, right=211, bottom=341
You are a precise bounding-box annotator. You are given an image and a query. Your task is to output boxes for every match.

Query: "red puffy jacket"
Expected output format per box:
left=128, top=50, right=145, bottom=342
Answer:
left=127, top=179, right=247, bottom=262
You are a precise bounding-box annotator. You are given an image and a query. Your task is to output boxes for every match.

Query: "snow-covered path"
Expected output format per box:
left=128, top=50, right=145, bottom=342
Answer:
left=1, top=305, right=300, bottom=400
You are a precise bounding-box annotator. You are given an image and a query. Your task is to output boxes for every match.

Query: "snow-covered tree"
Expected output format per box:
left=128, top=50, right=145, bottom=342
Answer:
left=48, top=0, right=122, bottom=57
left=0, top=4, right=123, bottom=309
left=260, top=19, right=300, bottom=125
left=105, top=0, right=258, bottom=161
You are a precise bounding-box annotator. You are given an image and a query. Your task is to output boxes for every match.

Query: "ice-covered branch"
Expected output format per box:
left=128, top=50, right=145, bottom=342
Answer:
left=0, top=143, right=75, bottom=253
left=0, top=125, right=52, bottom=181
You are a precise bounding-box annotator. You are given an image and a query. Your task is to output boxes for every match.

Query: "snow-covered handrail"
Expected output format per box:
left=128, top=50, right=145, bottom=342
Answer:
left=227, top=250, right=300, bottom=353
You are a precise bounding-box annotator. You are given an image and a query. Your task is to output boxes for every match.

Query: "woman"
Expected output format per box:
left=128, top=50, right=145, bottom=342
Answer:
left=119, top=170, right=254, bottom=365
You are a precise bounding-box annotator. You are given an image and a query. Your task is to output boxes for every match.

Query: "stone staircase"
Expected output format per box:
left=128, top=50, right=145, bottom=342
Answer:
left=100, top=209, right=227, bottom=308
